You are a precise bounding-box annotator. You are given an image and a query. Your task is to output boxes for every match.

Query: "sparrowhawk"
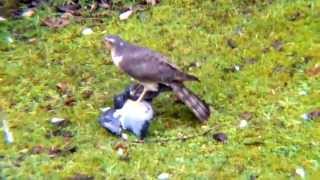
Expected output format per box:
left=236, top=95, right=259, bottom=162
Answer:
left=103, top=35, right=210, bottom=122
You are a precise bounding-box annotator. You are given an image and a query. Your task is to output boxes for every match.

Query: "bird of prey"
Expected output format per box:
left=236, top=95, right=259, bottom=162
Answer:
left=103, top=35, right=210, bottom=122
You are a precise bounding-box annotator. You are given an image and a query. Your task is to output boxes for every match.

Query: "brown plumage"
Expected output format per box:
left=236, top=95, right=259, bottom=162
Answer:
left=169, top=83, right=210, bottom=122
left=103, top=35, right=211, bottom=122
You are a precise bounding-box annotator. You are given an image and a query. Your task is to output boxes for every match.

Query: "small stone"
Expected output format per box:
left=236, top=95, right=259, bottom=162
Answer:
left=239, top=120, right=248, bottom=128
left=119, top=9, right=133, bottom=20
left=212, top=132, right=228, bottom=143
left=295, top=167, right=305, bottom=178
left=158, top=172, right=170, bottom=180
left=82, top=28, right=93, bottom=36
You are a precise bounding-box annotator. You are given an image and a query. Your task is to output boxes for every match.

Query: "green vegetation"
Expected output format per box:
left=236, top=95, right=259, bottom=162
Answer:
left=1, top=0, right=319, bottom=179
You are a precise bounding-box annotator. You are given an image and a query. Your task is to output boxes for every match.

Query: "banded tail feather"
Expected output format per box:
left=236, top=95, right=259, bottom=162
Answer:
left=169, top=83, right=210, bottom=122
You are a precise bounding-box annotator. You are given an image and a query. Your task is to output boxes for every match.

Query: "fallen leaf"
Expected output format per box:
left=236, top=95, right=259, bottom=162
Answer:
left=42, top=15, right=71, bottom=29
left=64, top=96, right=76, bottom=106
left=48, top=148, right=62, bottom=157
left=81, top=89, right=93, bottom=99
left=307, top=109, right=320, bottom=120
left=240, top=112, right=253, bottom=120
left=31, top=145, right=46, bottom=154
left=306, top=65, right=320, bottom=77
left=56, top=82, right=69, bottom=94
left=272, top=40, right=284, bottom=51
left=48, top=146, right=77, bottom=157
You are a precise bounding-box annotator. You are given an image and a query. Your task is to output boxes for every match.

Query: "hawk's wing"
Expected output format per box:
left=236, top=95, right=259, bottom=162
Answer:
left=119, top=46, right=197, bottom=83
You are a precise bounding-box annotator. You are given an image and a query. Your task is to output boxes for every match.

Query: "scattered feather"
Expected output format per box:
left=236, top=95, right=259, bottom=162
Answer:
left=6, top=36, right=14, bottom=43
left=2, top=120, right=14, bottom=144
left=119, top=9, right=133, bottom=20
left=295, top=167, right=306, bottom=178
left=234, top=65, right=240, bottom=71
left=239, top=120, right=248, bottom=128
left=82, top=28, right=93, bottom=36
left=22, top=9, right=35, bottom=17
left=50, top=117, right=70, bottom=127
left=158, top=172, right=170, bottom=180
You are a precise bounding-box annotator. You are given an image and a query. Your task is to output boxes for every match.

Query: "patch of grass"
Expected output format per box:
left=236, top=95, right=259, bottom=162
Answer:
left=1, top=0, right=320, bottom=179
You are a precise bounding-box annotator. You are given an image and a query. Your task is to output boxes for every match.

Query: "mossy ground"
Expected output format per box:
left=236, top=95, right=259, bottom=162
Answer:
left=0, top=0, right=320, bottom=179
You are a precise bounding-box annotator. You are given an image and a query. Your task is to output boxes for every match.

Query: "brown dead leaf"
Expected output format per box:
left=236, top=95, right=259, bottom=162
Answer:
left=308, top=109, right=320, bottom=120
left=272, top=40, right=284, bottom=51
left=31, top=145, right=46, bottom=154
left=42, top=14, right=71, bottom=29
left=64, top=96, right=76, bottom=106
left=56, top=82, right=69, bottom=94
left=81, top=89, right=93, bottom=99
left=306, top=65, right=320, bottom=77
left=48, top=146, right=77, bottom=158
left=240, top=111, right=253, bottom=120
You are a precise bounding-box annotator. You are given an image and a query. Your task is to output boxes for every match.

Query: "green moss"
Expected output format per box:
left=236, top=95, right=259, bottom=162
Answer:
left=1, top=0, right=320, bottom=179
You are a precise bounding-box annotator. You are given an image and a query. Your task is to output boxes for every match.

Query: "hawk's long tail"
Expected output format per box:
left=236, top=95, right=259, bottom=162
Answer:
left=169, top=83, right=210, bottom=122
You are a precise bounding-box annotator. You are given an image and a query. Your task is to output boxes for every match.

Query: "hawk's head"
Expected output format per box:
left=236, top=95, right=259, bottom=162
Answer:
left=103, top=35, right=124, bottom=50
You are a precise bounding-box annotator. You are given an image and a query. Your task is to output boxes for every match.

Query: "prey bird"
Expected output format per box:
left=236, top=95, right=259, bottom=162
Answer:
left=103, top=35, right=210, bottom=122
